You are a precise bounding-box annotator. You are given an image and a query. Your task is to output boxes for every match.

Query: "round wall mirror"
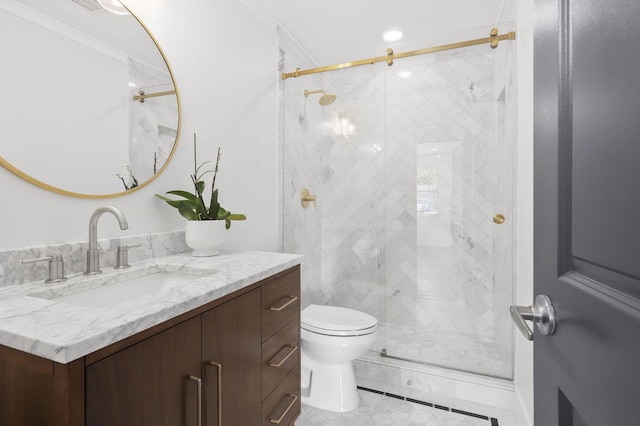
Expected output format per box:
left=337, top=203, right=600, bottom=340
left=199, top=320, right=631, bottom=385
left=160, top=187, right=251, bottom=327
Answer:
left=0, top=0, right=181, bottom=198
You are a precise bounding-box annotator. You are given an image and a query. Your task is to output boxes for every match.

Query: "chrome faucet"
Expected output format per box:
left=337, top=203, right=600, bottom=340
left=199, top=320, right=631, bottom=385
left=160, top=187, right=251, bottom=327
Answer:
left=85, top=206, right=129, bottom=275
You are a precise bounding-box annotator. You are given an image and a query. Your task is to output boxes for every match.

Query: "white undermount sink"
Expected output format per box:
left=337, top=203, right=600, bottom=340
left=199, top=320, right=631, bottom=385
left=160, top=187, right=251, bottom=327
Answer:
left=29, top=268, right=216, bottom=309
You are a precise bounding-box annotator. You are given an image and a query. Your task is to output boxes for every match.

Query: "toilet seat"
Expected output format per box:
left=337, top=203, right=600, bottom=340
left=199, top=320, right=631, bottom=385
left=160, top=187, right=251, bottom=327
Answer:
left=301, top=304, right=378, bottom=336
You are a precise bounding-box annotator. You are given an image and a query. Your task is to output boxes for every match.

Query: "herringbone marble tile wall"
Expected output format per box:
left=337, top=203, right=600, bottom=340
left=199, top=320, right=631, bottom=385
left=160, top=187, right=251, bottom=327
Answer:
left=281, top=26, right=515, bottom=378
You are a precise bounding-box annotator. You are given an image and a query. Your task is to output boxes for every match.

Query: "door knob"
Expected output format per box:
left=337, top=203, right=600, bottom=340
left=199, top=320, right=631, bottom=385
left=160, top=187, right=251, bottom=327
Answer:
left=510, top=294, right=556, bottom=340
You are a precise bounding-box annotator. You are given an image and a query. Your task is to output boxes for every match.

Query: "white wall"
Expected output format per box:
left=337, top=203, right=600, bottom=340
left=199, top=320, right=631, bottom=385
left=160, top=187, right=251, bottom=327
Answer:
left=0, top=0, right=281, bottom=252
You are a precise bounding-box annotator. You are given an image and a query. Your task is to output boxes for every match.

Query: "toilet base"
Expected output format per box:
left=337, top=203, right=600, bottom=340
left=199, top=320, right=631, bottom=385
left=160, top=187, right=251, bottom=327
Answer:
left=301, top=350, right=360, bottom=413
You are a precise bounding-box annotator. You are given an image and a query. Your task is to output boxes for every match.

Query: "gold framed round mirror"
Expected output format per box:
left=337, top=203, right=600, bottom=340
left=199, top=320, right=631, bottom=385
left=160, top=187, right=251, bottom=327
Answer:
left=0, top=0, right=181, bottom=198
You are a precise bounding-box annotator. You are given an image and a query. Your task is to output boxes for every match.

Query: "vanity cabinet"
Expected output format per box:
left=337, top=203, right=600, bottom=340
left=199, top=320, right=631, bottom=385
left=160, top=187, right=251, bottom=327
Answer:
left=0, top=265, right=300, bottom=426
left=85, top=316, right=202, bottom=425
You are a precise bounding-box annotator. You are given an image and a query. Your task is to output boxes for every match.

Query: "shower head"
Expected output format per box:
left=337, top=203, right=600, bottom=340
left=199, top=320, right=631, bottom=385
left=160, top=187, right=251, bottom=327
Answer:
left=304, top=89, right=336, bottom=106
left=319, top=93, right=336, bottom=106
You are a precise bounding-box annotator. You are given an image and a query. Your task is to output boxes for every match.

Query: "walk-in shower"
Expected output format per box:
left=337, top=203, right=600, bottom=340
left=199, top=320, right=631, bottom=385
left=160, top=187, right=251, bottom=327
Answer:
left=280, top=24, right=516, bottom=380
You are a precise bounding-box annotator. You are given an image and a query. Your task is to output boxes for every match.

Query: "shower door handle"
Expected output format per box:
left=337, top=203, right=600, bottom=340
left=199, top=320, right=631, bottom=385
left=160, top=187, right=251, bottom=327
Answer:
left=510, top=295, right=556, bottom=341
left=300, top=189, right=317, bottom=208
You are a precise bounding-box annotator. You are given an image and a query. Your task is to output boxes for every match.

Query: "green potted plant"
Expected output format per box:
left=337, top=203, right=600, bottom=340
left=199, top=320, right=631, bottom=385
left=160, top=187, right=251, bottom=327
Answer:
left=156, top=136, right=246, bottom=256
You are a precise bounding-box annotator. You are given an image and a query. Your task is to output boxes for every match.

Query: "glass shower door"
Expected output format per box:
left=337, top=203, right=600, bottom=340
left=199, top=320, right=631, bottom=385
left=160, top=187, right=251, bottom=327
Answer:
left=381, top=31, right=515, bottom=379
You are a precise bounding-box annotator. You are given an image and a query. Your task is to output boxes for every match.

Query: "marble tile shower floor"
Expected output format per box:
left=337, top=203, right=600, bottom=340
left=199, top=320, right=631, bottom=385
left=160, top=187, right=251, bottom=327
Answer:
left=379, top=322, right=511, bottom=378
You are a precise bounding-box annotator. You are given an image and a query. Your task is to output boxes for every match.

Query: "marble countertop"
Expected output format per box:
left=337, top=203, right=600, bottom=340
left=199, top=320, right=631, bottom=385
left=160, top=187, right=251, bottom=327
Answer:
left=0, top=250, right=303, bottom=364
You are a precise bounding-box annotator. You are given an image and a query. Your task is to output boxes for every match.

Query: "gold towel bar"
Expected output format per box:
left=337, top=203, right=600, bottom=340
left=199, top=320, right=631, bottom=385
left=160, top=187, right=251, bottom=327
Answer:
left=133, top=89, right=177, bottom=103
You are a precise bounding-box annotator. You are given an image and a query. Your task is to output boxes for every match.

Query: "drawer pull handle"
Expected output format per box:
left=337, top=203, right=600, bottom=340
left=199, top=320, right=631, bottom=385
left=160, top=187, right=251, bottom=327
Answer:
left=188, top=375, right=202, bottom=426
left=268, top=393, right=298, bottom=424
left=269, top=345, right=298, bottom=368
left=207, top=361, right=222, bottom=426
left=269, top=295, right=298, bottom=312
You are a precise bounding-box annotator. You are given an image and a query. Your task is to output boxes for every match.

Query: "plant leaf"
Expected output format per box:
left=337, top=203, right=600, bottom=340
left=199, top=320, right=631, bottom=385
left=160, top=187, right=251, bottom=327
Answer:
left=225, top=218, right=231, bottom=229
left=165, top=199, right=184, bottom=209
left=216, top=206, right=229, bottom=220
left=166, top=190, right=198, bottom=201
left=178, top=202, right=197, bottom=220
left=209, top=188, right=220, bottom=218
left=156, top=194, right=193, bottom=210
left=194, top=180, right=206, bottom=197
left=194, top=198, right=208, bottom=219
left=227, top=214, right=247, bottom=221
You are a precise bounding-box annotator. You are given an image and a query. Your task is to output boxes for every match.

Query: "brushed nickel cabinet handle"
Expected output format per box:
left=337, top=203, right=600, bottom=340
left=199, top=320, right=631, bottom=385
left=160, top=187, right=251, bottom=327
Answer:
left=269, top=345, right=298, bottom=368
left=269, top=295, right=298, bottom=312
left=268, top=394, right=298, bottom=424
left=188, top=375, right=202, bottom=426
left=208, top=361, right=222, bottom=426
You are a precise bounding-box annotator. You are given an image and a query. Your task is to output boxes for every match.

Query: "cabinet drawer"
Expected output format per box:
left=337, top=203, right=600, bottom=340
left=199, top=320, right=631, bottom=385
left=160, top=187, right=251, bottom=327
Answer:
left=261, top=368, right=301, bottom=426
left=262, top=269, right=300, bottom=341
left=262, top=318, right=299, bottom=399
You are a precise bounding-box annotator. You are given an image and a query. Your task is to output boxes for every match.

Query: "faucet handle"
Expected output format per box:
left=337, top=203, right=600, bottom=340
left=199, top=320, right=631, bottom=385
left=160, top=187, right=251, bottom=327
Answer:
left=115, top=245, right=141, bottom=269
left=22, top=254, right=67, bottom=283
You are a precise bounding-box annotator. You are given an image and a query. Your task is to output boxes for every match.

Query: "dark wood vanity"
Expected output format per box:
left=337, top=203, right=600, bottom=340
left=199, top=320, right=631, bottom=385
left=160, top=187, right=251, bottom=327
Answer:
left=0, top=265, right=301, bottom=426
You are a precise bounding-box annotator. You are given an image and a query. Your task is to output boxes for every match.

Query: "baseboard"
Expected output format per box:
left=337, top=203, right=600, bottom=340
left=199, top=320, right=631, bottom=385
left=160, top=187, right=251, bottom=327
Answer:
left=514, top=388, right=533, bottom=426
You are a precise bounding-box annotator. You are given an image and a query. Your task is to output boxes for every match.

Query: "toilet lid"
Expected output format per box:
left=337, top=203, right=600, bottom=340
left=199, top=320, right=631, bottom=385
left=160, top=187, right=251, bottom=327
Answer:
left=301, top=304, right=378, bottom=336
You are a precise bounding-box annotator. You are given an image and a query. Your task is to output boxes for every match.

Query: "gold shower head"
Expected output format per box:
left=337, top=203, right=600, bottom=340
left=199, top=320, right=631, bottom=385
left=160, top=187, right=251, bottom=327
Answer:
left=304, top=89, right=336, bottom=106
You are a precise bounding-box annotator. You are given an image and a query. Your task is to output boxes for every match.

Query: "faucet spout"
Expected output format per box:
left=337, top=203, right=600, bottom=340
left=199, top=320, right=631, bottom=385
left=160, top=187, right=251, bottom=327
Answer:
left=86, top=206, right=129, bottom=274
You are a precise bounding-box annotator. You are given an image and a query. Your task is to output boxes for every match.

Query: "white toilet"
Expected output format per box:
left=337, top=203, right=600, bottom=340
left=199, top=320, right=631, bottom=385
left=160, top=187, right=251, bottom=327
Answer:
left=300, top=304, right=378, bottom=413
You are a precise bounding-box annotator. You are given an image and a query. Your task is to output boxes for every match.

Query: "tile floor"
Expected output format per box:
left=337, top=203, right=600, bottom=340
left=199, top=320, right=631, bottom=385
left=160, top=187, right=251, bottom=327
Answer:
left=296, top=388, right=499, bottom=426
left=379, top=322, right=511, bottom=378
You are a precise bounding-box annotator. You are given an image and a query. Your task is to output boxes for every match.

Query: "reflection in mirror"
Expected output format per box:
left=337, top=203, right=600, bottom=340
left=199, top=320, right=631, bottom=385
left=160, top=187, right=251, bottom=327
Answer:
left=0, top=0, right=180, bottom=197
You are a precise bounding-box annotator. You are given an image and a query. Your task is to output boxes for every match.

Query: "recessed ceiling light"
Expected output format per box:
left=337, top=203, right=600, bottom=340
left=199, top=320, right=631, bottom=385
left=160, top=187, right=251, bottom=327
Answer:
left=398, top=71, right=412, bottom=79
left=383, top=30, right=403, bottom=42
left=98, top=0, right=130, bottom=15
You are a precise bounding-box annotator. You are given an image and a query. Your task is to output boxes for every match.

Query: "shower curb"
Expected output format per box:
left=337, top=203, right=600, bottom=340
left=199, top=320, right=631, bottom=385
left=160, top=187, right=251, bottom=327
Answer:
left=357, top=385, right=500, bottom=425
left=353, top=353, right=517, bottom=421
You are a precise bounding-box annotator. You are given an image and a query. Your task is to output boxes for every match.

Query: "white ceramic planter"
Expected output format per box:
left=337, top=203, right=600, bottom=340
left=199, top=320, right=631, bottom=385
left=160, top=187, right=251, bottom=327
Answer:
left=184, top=220, right=227, bottom=256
